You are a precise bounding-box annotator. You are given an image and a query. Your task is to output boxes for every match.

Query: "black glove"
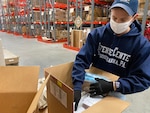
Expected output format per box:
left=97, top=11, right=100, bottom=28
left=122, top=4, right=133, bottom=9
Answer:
left=89, top=78, right=114, bottom=97
left=74, top=90, right=81, bottom=111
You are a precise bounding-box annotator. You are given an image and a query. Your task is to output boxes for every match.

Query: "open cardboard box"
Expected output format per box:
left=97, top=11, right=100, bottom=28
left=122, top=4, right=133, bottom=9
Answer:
left=44, top=62, right=130, bottom=113
left=0, top=65, right=46, bottom=113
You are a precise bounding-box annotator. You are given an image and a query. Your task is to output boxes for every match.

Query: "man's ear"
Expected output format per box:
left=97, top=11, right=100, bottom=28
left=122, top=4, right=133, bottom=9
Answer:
left=133, top=13, right=138, bottom=20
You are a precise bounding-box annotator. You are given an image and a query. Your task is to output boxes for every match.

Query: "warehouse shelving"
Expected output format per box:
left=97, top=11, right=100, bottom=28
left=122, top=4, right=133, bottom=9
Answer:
left=0, top=0, right=149, bottom=46
left=35, top=0, right=69, bottom=43
left=0, top=2, right=8, bottom=32
left=0, top=0, right=111, bottom=43
left=63, top=0, right=113, bottom=51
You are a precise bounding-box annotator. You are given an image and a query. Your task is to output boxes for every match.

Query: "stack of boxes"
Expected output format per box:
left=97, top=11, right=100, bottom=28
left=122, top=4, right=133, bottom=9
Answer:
left=138, top=0, right=150, bottom=21
left=52, top=9, right=66, bottom=22
left=71, top=30, right=87, bottom=49
left=85, top=6, right=109, bottom=22
left=138, top=0, right=150, bottom=40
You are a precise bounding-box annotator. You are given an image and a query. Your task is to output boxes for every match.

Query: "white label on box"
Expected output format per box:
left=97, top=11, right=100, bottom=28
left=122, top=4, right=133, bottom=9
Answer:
left=41, top=26, right=44, bottom=30
left=49, top=11, right=52, bottom=15
left=51, top=26, right=53, bottom=30
left=70, top=8, right=74, bottom=13
left=60, top=89, right=67, bottom=108
left=69, top=27, right=72, bottom=32
left=50, top=80, right=67, bottom=108
left=41, top=12, right=44, bottom=15
left=50, top=81, right=55, bottom=96
left=31, top=25, right=34, bottom=29
left=84, top=6, right=90, bottom=11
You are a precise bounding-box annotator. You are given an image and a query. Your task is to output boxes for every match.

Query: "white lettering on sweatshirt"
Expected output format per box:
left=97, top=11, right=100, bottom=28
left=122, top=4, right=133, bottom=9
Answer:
left=97, top=43, right=131, bottom=68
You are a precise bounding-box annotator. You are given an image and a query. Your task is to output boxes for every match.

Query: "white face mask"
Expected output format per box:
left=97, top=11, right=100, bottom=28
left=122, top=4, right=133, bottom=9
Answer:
left=110, top=18, right=132, bottom=34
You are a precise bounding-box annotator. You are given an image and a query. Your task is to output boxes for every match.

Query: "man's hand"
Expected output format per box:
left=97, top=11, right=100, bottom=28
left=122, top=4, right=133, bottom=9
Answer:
left=74, top=90, right=81, bottom=111
left=89, top=78, right=114, bottom=97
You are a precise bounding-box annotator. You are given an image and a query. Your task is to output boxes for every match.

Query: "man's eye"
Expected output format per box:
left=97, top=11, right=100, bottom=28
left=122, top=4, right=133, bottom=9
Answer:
left=113, top=18, right=117, bottom=21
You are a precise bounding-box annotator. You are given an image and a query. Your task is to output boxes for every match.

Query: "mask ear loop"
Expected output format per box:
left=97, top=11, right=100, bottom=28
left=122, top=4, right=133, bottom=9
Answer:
left=131, top=13, right=138, bottom=23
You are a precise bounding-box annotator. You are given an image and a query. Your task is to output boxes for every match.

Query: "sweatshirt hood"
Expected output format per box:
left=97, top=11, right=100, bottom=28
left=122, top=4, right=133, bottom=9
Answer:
left=106, top=20, right=142, bottom=37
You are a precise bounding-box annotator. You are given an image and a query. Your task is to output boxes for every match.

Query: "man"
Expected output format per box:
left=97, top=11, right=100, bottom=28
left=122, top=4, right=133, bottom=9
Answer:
left=72, top=0, right=150, bottom=111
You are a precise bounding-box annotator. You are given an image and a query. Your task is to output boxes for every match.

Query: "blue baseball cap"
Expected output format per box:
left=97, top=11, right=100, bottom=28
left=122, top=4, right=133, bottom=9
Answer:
left=110, top=0, right=138, bottom=16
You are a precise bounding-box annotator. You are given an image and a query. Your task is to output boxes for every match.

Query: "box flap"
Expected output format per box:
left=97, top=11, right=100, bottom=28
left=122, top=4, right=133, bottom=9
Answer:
left=82, top=96, right=130, bottom=113
left=87, top=66, right=119, bottom=81
left=0, top=92, right=35, bottom=113
left=0, top=66, right=40, bottom=92
left=27, top=74, right=50, bottom=113
left=0, top=66, right=40, bottom=113
left=45, top=62, right=74, bottom=88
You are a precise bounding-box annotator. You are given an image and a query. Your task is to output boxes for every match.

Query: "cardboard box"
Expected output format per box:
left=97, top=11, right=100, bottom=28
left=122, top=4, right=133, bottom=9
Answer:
left=3, top=49, right=19, bottom=65
left=44, top=62, right=130, bottom=113
left=71, top=30, right=86, bottom=49
left=27, top=74, right=50, bottom=113
left=0, top=66, right=40, bottom=113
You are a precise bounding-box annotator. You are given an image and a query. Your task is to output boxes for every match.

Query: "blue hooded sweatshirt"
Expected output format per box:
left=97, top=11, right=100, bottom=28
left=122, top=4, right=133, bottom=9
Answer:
left=72, top=21, right=150, bottom=94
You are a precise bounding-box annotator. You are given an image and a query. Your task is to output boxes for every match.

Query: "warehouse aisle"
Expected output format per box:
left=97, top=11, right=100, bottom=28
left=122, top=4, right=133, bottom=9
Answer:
left=0, top=32, right=150, bottom=113
left=0, top=32, right=77, bottom=78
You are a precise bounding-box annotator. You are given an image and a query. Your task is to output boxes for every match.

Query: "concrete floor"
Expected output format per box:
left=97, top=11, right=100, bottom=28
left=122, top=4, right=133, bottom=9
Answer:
left=0, top=32, right=150, bottom=113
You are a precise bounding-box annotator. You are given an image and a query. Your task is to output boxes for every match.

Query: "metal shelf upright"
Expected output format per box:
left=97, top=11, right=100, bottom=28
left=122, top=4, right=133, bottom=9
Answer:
left=141, top=0, right=149, bottom=35
left=1, top=0, right=6, bottom=32
left=64, top=0, right=113, bottom=51
left=0, top=1, right=3, bottom=30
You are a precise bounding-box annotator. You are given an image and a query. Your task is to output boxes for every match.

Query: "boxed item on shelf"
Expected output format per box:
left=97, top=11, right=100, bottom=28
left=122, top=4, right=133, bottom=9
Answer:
left=71, top=30, right=87, bottom=49
left=1, top=0, right=7, bottom=5
left=31, top=0, right=44, bottom=7
left=44, top=62, right=130, bottom=113
left=85, top=6, right=109, bottom=21
left=51, top=29, right=67, bottom=39
left=50, top=9, right=66, bottom=22
left=139, top=0, right=145, bottom=3
left=55, top=0, right=67, bottom=4
left=7, top=0, right=13, bottom=2
left=59, top=30, right=68, bottom=39
left=22, top=25, right=28, bottom=34
left=3, top=49, right=19, bottom=66
left=33, top=11, right=41, bottom=21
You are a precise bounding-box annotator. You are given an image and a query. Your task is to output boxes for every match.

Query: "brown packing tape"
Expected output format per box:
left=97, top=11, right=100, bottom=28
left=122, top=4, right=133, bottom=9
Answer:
left=27, top=74, right=50, bottom=113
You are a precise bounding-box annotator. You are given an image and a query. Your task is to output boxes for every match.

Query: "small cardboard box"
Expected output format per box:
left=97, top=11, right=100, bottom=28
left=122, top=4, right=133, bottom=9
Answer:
left=3, top=49, right=19, bottom=65
left=0, top=66, right=40, bottom=113
left=44, top=62, right=130, bottom=113
left=71, top=30, right=86, bottom=49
